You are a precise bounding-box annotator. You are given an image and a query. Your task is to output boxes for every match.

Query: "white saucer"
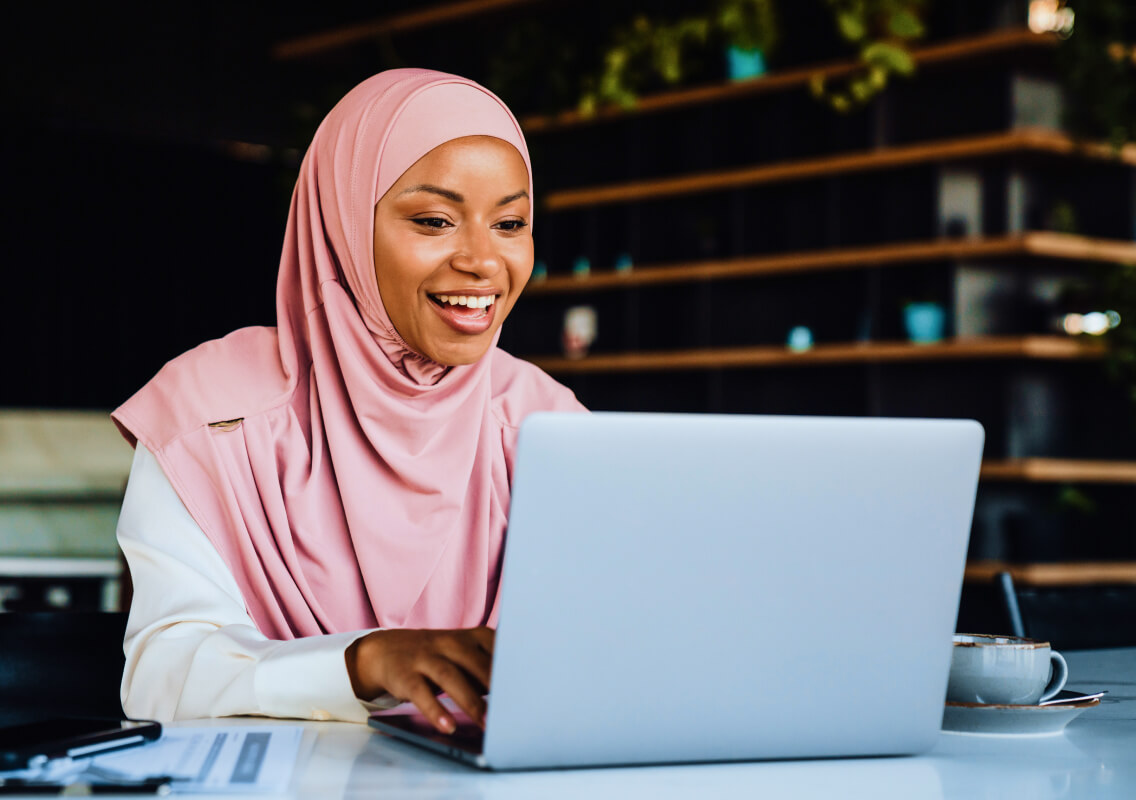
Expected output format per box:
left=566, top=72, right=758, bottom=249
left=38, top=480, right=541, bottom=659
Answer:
left=941, top=691, right=1101, bottom=736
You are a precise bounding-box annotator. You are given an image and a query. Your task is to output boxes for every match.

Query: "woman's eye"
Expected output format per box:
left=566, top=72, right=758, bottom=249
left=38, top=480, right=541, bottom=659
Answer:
left=495, top=219, right=528, bottom=232
left=411, top=217, right=451, bottom=230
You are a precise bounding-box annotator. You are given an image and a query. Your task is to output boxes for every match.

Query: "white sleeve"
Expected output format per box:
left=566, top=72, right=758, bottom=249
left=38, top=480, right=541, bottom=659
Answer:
left=117, top=442, right=379, bottom=723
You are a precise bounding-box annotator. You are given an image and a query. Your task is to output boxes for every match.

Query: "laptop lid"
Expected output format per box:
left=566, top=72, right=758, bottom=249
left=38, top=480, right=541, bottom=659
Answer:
left=373, top=412, right=984, bottom=770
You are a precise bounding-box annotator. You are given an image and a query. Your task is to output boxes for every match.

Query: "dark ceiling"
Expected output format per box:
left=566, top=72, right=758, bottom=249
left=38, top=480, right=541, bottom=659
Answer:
left=3, top=2, right=459, bottom=150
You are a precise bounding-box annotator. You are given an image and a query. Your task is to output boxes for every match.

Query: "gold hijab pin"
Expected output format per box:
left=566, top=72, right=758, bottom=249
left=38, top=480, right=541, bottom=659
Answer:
left=208, top=418, right=244, bottom=432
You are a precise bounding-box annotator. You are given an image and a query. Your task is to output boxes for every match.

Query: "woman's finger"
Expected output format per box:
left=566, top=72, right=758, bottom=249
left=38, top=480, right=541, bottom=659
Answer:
left=403, top=674, right=458, bottom=734
left=438, top=634, right=493, bottom=693
left=421, top=657, right=488, bottom=729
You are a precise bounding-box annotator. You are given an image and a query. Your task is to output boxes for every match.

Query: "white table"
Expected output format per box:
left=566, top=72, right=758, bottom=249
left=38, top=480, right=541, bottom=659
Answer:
left=156, top=647, right=1135, bottom=799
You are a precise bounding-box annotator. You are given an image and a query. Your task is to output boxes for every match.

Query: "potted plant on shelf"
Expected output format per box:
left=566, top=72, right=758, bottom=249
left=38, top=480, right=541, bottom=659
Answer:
left=572, top=0, right=927, bottom=115
left=575, top=0, right=780, bottom=115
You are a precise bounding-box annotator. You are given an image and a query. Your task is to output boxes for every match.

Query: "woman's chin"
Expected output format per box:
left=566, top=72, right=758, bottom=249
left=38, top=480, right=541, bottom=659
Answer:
left=422, top=335, right=497, bottom=367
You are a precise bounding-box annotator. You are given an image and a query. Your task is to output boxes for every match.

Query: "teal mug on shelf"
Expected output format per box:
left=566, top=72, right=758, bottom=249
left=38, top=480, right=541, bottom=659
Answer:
left=726, top=46, right=766, bottom=81
left=904, top=301, right=946, bottom=344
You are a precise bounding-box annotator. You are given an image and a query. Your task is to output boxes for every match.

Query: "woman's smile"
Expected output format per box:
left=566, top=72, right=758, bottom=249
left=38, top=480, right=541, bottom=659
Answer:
left=427, top=290, right=500, bottom=334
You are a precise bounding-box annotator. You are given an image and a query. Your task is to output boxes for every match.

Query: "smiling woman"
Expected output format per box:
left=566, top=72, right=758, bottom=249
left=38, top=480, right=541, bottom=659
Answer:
left=108, top=70, right=585, bottom=735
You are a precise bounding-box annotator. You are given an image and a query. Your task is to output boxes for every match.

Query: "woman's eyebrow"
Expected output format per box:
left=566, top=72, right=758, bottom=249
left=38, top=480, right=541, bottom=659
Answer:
left=396, top=185, right=529, bottom=206
left=497, top=190, right=529, bottom=206
left=398, top=184, right=463, bottom=201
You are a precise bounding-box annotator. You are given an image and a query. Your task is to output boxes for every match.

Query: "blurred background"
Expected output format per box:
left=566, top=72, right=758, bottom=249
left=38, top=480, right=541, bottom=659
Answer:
left=2, top=0, right=1135, bottom=647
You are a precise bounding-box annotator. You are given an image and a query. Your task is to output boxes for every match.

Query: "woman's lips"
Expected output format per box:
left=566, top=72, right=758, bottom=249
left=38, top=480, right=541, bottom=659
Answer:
left=428, top=293, right=499, bottom=335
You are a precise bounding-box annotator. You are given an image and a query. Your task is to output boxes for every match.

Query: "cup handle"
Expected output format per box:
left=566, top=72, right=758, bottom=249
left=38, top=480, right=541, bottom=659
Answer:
left=1039, top=650, right=1069, bottom=703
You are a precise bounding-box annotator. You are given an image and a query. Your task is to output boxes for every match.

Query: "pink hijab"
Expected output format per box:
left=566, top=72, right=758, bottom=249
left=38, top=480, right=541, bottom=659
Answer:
left=112, top=69, right=584, bottom=639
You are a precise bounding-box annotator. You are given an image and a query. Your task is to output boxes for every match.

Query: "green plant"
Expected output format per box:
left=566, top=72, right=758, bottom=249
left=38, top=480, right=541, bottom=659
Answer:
left=1048, top=200, right=1079, bottom=234
left=1059, top=0, right=1136, bottom=149
left=574, top=0, right=926, bottom=116
left=578, top=0, right=779, bottom=114
left=1052, top=485, right=1098, bottom=516
left=808, top=0, right=927, bottom=112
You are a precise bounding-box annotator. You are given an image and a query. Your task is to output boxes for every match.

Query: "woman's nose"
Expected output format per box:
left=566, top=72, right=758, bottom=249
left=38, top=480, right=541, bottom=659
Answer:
left=450, top=228, right=502, bottom=278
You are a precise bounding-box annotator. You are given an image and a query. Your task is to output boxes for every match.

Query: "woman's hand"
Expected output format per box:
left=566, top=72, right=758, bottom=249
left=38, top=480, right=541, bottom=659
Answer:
left=345, top=627, right=494, bottom=734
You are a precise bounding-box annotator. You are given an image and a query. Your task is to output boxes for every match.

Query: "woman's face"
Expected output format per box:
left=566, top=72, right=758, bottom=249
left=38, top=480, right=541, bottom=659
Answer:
left=373, top=135, right=533, bottom=366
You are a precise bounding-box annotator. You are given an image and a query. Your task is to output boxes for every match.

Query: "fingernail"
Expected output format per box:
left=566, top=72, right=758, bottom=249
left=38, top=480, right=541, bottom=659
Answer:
left=439, top=716, right=456, bottom=734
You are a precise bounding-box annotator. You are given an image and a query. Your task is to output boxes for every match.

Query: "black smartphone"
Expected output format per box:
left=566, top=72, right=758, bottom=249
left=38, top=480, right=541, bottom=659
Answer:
left=0, top=718, right=161, bottom=770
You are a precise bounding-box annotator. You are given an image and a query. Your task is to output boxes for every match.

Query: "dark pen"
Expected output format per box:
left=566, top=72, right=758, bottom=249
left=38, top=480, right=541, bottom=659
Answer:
left=0, top=777, right=173, bottom=795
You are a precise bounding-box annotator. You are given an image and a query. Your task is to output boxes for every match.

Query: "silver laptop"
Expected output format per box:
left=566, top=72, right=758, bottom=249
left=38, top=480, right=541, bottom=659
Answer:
left=369, top=412, right=984, bottom=770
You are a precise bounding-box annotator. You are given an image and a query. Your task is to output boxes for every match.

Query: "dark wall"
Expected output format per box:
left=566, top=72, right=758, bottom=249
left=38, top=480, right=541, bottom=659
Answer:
left=3, top=128, right=286, bottom=408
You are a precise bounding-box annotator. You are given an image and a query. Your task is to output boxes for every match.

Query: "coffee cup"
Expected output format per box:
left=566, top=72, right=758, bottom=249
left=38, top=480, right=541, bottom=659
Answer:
left=947, top=633, right=1068, bottom=706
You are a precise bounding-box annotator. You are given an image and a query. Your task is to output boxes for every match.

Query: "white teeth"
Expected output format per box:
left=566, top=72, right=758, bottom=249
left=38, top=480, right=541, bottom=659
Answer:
left=435, top=294, right=496, bottom=308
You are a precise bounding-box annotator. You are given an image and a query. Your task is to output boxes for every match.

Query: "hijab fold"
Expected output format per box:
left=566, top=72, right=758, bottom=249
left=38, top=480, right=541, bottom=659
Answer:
left=113, top=69, right=584, bottom=639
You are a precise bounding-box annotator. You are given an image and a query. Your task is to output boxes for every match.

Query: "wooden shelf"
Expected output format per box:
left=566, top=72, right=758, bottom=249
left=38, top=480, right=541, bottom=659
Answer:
left=273, top=0, right=542, bottom=60
left=523, top=28, right=1057, bottom=133
left=981, top=459, right=1136, bottom=484
left=525, top=232, right=1136, bottom=295
left=966, top=560, right=1136, bottom=586
left=525, top=336, right=1102, bottom=375
left=544, top=128, right=1136, bottom=211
